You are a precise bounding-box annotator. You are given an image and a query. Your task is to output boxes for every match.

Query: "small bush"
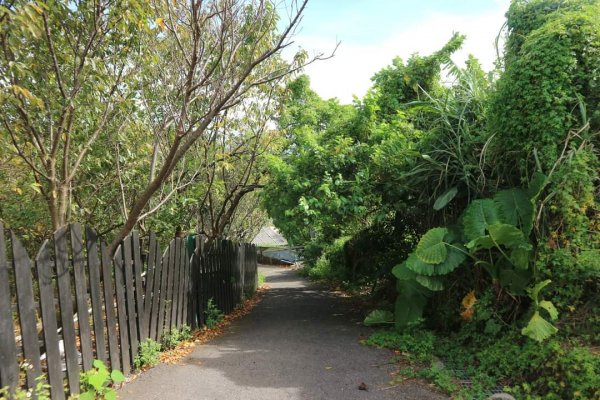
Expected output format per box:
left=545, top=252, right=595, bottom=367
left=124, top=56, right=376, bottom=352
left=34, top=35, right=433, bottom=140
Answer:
left=134, top=339, right=161, bottom=369
left=306, top=236, right=350, bottom=281
left=160, top=325, right=193, bottom=350
left=79, top=359, right=125, bottom=400
left=204, top=298, right=224, bottom=328
left=0, top=375, right=50, bottom=400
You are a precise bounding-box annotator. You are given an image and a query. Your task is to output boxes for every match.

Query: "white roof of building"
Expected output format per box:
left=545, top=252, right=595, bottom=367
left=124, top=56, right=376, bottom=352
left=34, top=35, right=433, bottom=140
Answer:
left=251, top=226, right=288, bottom=247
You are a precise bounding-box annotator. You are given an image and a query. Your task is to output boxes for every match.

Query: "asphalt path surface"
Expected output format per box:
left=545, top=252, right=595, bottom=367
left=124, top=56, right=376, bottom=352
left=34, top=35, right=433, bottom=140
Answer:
left=119, top=265, right=447, bottom=400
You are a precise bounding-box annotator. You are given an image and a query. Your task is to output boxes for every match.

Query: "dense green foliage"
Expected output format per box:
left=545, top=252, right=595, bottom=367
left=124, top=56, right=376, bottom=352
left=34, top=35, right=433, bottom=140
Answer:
left=366, top=327, right=599, bottom=399
left=263, top=0, right=599, bottom=395
left=79, top=360, right=126, bottom=400
left=204, top=298, right=225, bottom=328
left=134, top=339, right=162, bottom=370
left=160, top=325, right=193, bottom=351
left=0, top=0, right=304, bottom=248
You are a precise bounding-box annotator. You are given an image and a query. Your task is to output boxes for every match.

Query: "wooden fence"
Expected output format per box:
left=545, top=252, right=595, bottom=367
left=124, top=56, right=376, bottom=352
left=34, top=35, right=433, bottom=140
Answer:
left=0, top=223, right=257, bottom=398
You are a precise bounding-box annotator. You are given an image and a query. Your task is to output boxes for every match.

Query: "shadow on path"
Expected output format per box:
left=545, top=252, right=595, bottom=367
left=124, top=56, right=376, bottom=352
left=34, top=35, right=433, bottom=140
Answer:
left=119, top=265, right=447, bottom=400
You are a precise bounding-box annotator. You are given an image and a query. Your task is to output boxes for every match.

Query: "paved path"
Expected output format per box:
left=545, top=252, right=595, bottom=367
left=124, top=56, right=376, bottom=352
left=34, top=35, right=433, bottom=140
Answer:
left=119, top=265, right=447, bottom=400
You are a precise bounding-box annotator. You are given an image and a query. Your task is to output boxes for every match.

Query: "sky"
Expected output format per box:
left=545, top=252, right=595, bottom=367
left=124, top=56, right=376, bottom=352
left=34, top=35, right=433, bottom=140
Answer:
left=283, top=0, right=511, bottom=103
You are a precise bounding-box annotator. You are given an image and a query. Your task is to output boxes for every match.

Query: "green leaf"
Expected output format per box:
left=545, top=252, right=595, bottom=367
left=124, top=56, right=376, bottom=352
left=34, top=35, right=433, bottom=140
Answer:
left=405, top=254, right=435, bottom=276
left=88, top=369, right=108, bottom=391
left=510, top=246, right=530, bottom=269
left=110, top=369, right=125, bottom=384
left=539, top=300, right=558, bottom=321
left=79, top=390, right=96, bottom=400
left=528, top=279, right=551, bottom=303
left=394, top=282, right=428, bottom=329
left=466, top=236, right=494, bottom=251
left=433, top=246, right=466, bottom=275
left=494, top=188, right=534, bottom=234
left=415, top=275, right=444, bottom=291
left=105, top=388, right=117, bottom=400
left=488, top=223, right=527, bottom=248
left=467, top=224, right=528, bottom=253
left=521, top=311, right=558, bottom=342
left=392, top=262, right=418, bottom=280
left=415, top=227, right=448, bottom=264
left=433, top=187, right=458, bottom=210
left=499, top=266, right=532, bottom=295
left=364, top=310, right=394, bottom=326
left=462, top=199, right=500, bottom=241
left=527, top=172, right=547, bottom=200
left=93, top=359, right=106, bottom=370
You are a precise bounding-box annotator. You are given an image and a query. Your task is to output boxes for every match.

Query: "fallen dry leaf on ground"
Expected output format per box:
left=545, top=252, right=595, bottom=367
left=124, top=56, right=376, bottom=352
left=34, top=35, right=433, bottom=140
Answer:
left=160, top=285, right=269, bottom=365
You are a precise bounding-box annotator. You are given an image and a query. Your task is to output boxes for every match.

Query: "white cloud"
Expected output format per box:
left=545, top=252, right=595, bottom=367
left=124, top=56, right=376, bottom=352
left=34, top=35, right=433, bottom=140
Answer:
left=294, top=2, right=509, bottom=103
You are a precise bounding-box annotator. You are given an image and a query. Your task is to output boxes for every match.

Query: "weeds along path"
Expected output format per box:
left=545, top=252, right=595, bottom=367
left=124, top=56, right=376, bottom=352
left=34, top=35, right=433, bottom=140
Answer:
left=119, top=265, right=447, bottom=400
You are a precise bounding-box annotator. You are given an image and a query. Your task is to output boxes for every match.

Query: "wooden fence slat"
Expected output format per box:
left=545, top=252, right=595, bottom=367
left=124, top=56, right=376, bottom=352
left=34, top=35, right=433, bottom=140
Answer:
left=228, top=241, right=235, bottom=310
left=0, top=224, right=19, bottom=391
left=11, top=233, right=42, bottom=387
left=122, top=237, right=138, bottom=362
left=197, top=239, right=206, bottom=327
left=54, top=225, right=80, bottom=395
left=101, top=243, right=119, bottom=372
left=223, top=241, right=229, bottom=313
left=36, top=240, right=65, bottom=400
left=177, top=239, right=186, bottom=327
left=181, top=245, right=189, bottom=327
left=149, top=242, right=163, bottom=341
left=131, top=231, right=146, bottom=341
left=191, top=236, right=202, bottom=328
left=156, top=245, right=171, bottom=339
left=85, top=227, right=106, bottom=363
left=70, top=223, right=94, bottom=372
left=224, top=241, right=230, bottom=311
left=189, top=250, right=198, bottom=329
left=213, top=242, right=219, bottom=312
left=142, top=233, right=157, bottom=340
left=165, top=239, right=176, bottom=331
left=170, top=239, right=181, bottom=329
left=113, top=246, right=130, bottom=375
left=218, top=240, right=225, bottom=312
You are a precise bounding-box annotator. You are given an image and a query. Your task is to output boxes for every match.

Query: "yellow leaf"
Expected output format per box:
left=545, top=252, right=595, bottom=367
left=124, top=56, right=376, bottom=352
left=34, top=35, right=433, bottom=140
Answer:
left=12, top=187, right=23, bottom=195
left=10, top=85, right=44, bottom=109
left=460, top=290, right=477, bottom=321
left=30, top=182, right=42, bottom=194
left=156, top=18, right=165, bottom=30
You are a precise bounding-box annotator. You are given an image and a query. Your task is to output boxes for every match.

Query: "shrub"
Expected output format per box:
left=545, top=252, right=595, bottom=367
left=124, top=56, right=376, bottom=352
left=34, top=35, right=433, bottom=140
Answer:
left=306, top=236, right=349, bottom=281
left=160, top=325, right=193, bottom=350
left=79, top=359, right=125, bottom=400
left=204, top=299, right=224, bottom=329
left=134, top=339, right=162, bottom=369
left=0, top=375, right=50, bottom=400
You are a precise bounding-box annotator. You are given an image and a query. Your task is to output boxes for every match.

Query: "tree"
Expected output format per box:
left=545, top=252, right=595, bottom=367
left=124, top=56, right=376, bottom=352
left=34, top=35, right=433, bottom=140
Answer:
left=0, top=0, right=148, bottom=230
left=105, top=0, right=328, bottom=252
left=1, top=0, right=331, bottom=254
